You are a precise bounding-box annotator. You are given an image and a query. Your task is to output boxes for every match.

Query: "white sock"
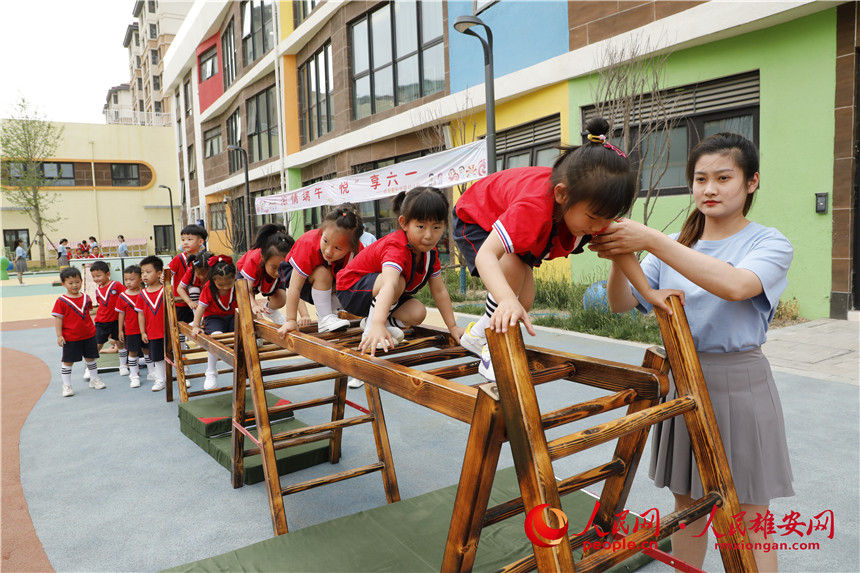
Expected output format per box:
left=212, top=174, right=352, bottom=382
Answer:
left=144, top=354, right=152, bottom=368
left=312, top=288, right=333, bottom=318
left=154, top=360, right=165, bottom=382
left=129, top=356, right=139, bottom=378
left=474, top=293, right=497, bottom=334
left=86, top=360, right=99, bottom=380
left=331, top=293, right=343, bottom=312
left=387, top=316, right=406, bottom=328
left=61, top=365, right=72, bottom=386
left=119, top=349, right=128, bottom=367
left=206, top=352, right=218, bottom=374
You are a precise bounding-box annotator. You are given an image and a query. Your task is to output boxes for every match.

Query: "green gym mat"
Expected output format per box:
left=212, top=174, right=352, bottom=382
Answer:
left=165, top=466, right=669, bottom=572
left=177, top=389, right=294, bottom=437
left=180, top=415, right=331, bottom=485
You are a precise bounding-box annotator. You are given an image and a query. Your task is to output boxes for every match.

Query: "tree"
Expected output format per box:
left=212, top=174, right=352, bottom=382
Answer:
left=1, top=98, right=65, bottom=266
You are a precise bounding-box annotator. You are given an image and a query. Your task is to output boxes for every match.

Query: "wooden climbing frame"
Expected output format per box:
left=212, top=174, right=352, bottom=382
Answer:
left=233, top=278, right=756, bottom=571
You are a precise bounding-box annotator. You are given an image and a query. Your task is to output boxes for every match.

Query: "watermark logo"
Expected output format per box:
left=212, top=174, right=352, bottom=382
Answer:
left=524, top=504, right=569, bottom=547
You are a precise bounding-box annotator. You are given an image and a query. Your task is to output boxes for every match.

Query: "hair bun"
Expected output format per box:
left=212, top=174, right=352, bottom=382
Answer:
left=585, top=117, right=610, bottom=138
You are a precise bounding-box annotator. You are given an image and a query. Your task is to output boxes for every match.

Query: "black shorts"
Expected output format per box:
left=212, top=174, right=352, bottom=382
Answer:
left=148, top=338, right=165, bottom=362
left=336, top=273, right=414, bottom=318
left=175, top=305, right=195, bottom=324
left=124, top=333, right=143, bottom=354
left=95, top=321, right=119, bottom=344
left=62, top=336, right=99, bottom=363
left=452, top=212, right=491, bottom=277
left=204, top=314, right=235, bottom=335
left=278, top=262, right=314, bottom=304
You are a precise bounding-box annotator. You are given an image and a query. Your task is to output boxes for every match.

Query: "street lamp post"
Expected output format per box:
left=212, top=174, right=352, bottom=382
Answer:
left=227, top=144, right=253, bottom=251
left=454, top=15, right=496, bottom=292
left=158, top=184, right=176, bottom=252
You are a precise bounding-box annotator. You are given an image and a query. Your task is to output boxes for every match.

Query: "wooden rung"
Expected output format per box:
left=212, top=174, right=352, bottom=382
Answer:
left=262, top=371, right=343, bottom=391
left=547, top=396, right=696, bottom=460
left=244, top=431, right=332, bottom=457
left=280, top=462, right=384, bottom=497
left=180, top=355, right=210, bottom=365
left=529, top=362, right=578, bottom=385
left=209, top=332, right=234, bottom=340
left=269, top=395, right=335, bottom=413
left=314, top=326, right=364, bottom=340
left=183, top=367, right=234, bottom=380
left=541, top=389, right=637, bottom=430
left=425, top=361, right=480, bottom=379
left=271, top=414, right=374, bottom=444
left=482, top=459, right=625, bottom=527
left=389, top=346, right=471, bottom=367
left=257, top=349, right=298, bottom=360
left=347, top=335, right=446, bottom=357
left=186, top=384, right=233, bottom=397
left=260, top=361, right=321, bottom=377
left=180, top=346, right=209, bottom=355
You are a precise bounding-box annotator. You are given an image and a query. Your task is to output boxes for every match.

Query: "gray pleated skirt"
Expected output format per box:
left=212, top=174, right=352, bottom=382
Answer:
left=648, top=347, right=795, bottom=506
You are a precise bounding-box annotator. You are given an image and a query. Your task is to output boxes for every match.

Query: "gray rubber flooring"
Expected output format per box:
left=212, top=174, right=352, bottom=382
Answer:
left=5, top=320, right=858, bottom=572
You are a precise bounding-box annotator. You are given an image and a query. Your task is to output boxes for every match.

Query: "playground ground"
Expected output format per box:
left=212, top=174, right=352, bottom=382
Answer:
left=1, top=274, right=857, bottom=572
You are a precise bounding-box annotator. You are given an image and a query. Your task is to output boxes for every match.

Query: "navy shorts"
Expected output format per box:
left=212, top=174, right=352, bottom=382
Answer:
left=175, top=305, right=195, bottom=324
left=336, top=273, right=414, bottom=318
left=452, top=211, right=491, bottom=278
left=95, top=321, right=119, bottom=344
left=148, top=338, right=165, bottom=362
left=124, top=333, right=143, bottom=354
left=204, top=314, right=235, bottom=335
left=278, top=262, right=314, bottom=304
left=62, top=336, right=100, bottom=363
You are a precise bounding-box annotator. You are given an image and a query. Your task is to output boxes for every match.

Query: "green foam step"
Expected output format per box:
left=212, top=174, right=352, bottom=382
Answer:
left=177, top=389, right=294, bottom=437
left=180, top=416, right=331, bottom=485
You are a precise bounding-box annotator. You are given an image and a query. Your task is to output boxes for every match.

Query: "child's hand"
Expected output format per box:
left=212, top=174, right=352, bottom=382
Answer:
left=448, top=325, right=465, bottom=345
left=118, top=332, right=125, bottom=343
left=490, top=298, right=536, bottom=336
left=141, top=332, right=149, bottom=344
left=189, top=301, right=199, bottom=311
left=278, top=320, right=298, bottom=337
left=191, top=326, right=202, bottom=340
left=359, top=323, right=397, bottom=357
left=298, top=314, right=313, bottom=327
left=57, top=335, right=65, bottom=347
left=643, top=288, right=686, bottom=315
left=251, top=302, right=266, bottom=318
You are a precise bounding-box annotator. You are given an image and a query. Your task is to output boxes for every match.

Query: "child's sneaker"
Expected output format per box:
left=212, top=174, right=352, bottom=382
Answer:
left=347, top=377, right=364, bottom=389
left=203, top=371, right=218, bottom=390
left=147, top=370, right=156, bottom=381
left=185, top=378, right=191, bottom=388
left=317, top=313, right=350, bottom=333
left=83, top=367, right=91, bottom=380
left=478, top=344, right=495, bottom=382
left=130, top=376, right=141, bottom=388
left=265, top=308, right=287, bottom=325
left=151, top=380, right=165, bottom=392
left=62, top=384, right=74, bottom=397
left=460, top=321, right=486, bottom=356
left=359, top=318, right=405, bottom=346
left=119, top=365, right=130, bottom=376
left=89, top=378, right=106, bottom=390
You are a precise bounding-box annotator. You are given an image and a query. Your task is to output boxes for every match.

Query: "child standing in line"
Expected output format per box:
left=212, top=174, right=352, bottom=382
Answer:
left=137, top=256, right=168, bottom=392
left=595, top=132, right=794, bottom=572
left=177, top=252, right=210, bottom=310
left=277, top=204, right=364, bottom=336
left=336, top=187, right=465, bottom=387
left=52, top=267, right=106, bottom=396
left=116, top=265, right=144, bottom=388
left=89, top=261, right=127, bottom=373
left=169, top=225, right=208, bottom=348
left=453, top=117, right=681, bottom=380
left=190, top=255, right=237, bottom=390
left=236, top=224, right=296, bottom=325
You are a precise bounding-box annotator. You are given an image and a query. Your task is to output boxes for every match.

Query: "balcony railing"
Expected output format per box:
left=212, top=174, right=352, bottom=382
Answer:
left=104, top=107, right=172, bottom=127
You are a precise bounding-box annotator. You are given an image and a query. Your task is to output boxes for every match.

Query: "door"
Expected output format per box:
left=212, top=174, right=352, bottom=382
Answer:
left=153, top=225, right=175, bottom=254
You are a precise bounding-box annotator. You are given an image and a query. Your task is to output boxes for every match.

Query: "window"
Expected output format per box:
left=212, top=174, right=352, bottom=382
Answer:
left=134, top=32, right=139, bottom=47
left=151, top=49, right=159, bottom=65
left=350, top=1, right=444, bottom=120
left=298, top=42, right=333, bottom=143
left=111, top=163, right=140, bottom=186
left=204, top=127, right=222, bottom=157
left=148, top=0, right=156, bottom=13
left=112, top=93, right=118, bottom=104
left=39, top=162, right=76, bottom=186
left=209, top=202, right=227, bottom=230
left=222, top=19, right=237, bottom=89
left=149, top=23, right=157, bottom=39
left=492, top=115, right=562, bottom=172
left=242, top=0, right=274, bottom=66
left=226, top=109, right=241, bottom=172
left=154, top=224, right=175, bottom=254
left=137, top=77, right=143, bottom=90
left=247, top=86, right=278, bottom=163
left=294, top=0, right=318, bottom=26
left=3, top=229, right=30, bottom=260
left=136, top=55, right=141, bottom=68
left=187, top=145, right=195, bottom=179
left=138, top=99, right=144, bottom=111
left=154, top=100, right=162, bottom=113
left=199, top=46, right=218, bottom=81
left=152, top=74, right=161, bottom=90
left=183, top=81, right=192, bottom=116
left=252, top=189, right=279, bottom=231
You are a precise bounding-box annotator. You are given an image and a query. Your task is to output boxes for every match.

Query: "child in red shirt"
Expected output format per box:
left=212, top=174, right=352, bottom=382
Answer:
left=115, top=265, right=144, bottom=388
left=52, top=267, right=106, bottom=396
left=89, top=260, right=127, bottom=374
left=237, top=224, right=295, bottom=325
left=277, top=203, right=364, bottom=336
left=177, top=252, right=209, bottom=311
left=136, top=256, right=167, bottom=392
left=191, top=255, right=237, bottom=390
left=169, top=225, right=207, bottom=348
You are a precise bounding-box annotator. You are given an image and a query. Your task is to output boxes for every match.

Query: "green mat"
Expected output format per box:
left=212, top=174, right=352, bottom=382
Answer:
left=177, top=390, right=294, bottom=437
left=180, top=416, right=331, bottom=485
left=165, top=466, right=669, bottom=572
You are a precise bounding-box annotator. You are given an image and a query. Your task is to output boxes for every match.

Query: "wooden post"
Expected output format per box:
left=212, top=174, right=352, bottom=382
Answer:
left=231, top=316, right=247, bottom=489
left=162, top=269, right=187, bottom=402
left=329, top=376, right=347, bottom=464
left=364, top=382, right=401, bottom=504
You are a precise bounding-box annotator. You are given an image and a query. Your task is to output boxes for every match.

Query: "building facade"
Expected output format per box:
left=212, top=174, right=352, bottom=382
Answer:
left=103, top=84, right=133, bottom=125
left=163, top=0, right=858, bottom=320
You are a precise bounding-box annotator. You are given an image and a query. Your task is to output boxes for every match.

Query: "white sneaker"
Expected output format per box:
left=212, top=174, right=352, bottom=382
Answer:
left=62, top=384, right=74, bottom=397
left=317, top=313, right=350, bottom=333
left=83, top=367, right=91, bottom=380
left=130, top=376, right=141, bottom=388
left=347, top=377, right=364, bottom=389
left=185, top=378, right=191, bottom=388
left=151, top=380, right=165, bottom=392
left=147, top=370, right=156, bottom=381
left=180, top=341, right=190, bottom=350
left=203, top=371, right=218, bottom=390
left=89, top=378, right=106, bottom=390
left=119, top=366, right=130, bottom=376
left=359, top=318, right=405, bottom=348
left=266, top=308, right=287, bottom=325
left=478, top=344, right=495, bottom=382
left=460, top=321, right=486, bottom=356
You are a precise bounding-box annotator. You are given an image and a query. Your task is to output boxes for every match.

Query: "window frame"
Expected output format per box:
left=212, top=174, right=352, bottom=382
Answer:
left=221, top=19, right=237, bottom=89
left=298, top=42, right=333, bottom=143
left=149, top=23, right=157, bottom=39
left=151, top=49, right=159, bottom=66
left=183, top=81, right=192, bottom=116
left=208, top=201, right=227, bottom=230
left=226, top=109, right=241, bottom=173
left=242, top=0, right=274, bottom=67
left=41, top=162, right=76, bottom=186
left=110, top=163, right=141, bottom=186
left=199, top=46, right=218, bottom=82
left=203, top=126, right=223, bottom=158
left=246, top=86, right=278, bottom=163
left=152, top=74, right=161, bottom=91
left=187, top=145, right=195, bottom=180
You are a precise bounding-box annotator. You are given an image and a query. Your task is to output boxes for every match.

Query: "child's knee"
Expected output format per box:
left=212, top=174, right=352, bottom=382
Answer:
left=309, top=266, right=334, bottom=287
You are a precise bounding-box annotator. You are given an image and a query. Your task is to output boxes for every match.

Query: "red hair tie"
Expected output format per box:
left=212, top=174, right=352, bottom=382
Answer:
left=208, top=255, right=233, bottom=267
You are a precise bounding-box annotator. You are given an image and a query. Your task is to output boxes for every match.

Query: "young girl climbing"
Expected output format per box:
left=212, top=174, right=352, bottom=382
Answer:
left=190, top=255, right=237, bottom=390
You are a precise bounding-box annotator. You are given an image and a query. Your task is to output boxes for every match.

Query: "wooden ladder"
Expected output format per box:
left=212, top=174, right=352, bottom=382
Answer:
left=443, top=296, right=757, bottom=572
left=233, top=278, right=400, bottom=535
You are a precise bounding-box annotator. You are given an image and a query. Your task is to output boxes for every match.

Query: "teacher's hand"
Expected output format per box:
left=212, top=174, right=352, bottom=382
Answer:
left=589, top=218, right=655, bottom=258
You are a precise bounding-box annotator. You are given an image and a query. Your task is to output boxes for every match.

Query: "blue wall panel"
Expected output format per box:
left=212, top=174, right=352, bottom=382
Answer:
left=448, top=1, right=569, bottom=93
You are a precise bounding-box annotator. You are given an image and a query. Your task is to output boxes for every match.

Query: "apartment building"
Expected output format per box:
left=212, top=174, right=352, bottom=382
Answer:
left=103, top=84, right=133, bottom=124
left=163, top=1, right=858, bottom=320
